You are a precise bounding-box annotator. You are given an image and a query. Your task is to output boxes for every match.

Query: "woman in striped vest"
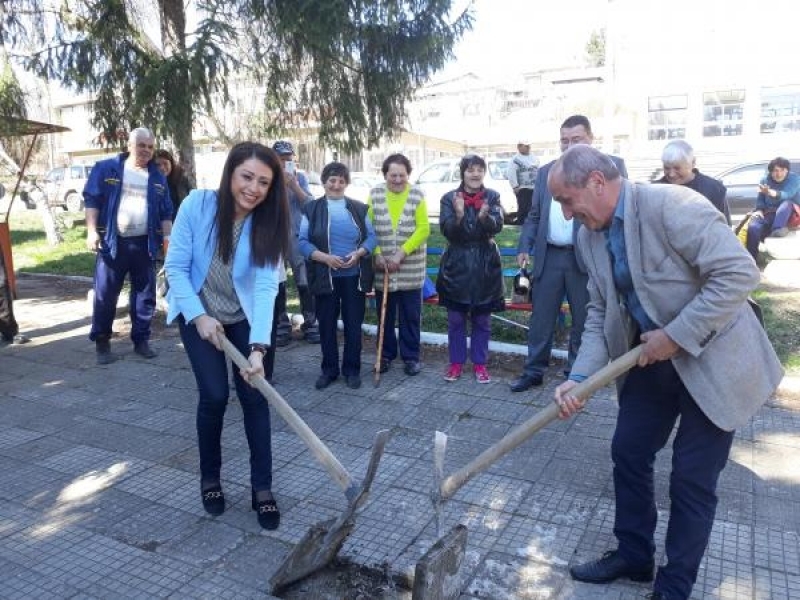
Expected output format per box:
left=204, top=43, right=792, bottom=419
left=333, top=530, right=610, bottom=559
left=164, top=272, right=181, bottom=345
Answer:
left=367, top=154, right=431, bottom=376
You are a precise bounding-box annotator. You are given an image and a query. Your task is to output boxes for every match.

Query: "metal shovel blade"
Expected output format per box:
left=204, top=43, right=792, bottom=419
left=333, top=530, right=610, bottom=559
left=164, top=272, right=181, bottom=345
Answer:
left=270, top=428, right=392, bottom=593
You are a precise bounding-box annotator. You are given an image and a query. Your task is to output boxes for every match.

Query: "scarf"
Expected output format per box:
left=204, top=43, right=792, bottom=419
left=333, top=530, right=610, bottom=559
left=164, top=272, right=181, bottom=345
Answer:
left=461, top=188, right=484, bottom=210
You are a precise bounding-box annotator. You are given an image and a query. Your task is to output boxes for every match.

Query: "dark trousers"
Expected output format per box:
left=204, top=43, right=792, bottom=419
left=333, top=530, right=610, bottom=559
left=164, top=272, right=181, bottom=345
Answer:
left=0, top=239, right=19, bottom=341
left=287, top=255, right=316, bottom=328
left=376, top=287, right=422, bottom=363
left=90, top=235, right=156, bottom=344
left=515, top=187, right=534, bottom=225
left=315, top=275, right=365, bottom=377
left=178, top=316, right=273, bottom=492
left=523, top=246, right=588, bottom=377
left=263, top=282, right=286, bottom=381
left=745, top=200, right=795, bottom=259
left=613, top=360, right=734, bottom=600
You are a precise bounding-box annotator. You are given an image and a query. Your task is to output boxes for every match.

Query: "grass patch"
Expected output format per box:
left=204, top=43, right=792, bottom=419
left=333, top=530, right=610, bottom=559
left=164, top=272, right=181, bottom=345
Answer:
left=9, top=211, right=94, bottom=277
left=752, top=288, right=800, bottom=371
left=9, top=215, right=799, bottom=372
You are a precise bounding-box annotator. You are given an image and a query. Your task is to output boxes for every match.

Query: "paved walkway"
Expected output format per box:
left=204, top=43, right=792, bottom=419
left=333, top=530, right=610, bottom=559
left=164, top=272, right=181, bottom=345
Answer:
left=1, top=274, right=798, bottom=599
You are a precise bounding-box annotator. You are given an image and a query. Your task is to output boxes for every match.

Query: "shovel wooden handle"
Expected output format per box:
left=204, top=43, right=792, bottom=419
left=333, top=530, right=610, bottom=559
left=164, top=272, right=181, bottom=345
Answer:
left=374, top=270, right=390, bottom=386
left=440, top=346, right=643, bottom=501
left=221, top=336, right=353, bottom=492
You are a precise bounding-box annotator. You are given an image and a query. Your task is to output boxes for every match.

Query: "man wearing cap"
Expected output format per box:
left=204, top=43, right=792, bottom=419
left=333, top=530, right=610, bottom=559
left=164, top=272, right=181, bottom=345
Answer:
left=506, top=140, right=539, bottom=225
left=272, top=140, right=320, bottom=344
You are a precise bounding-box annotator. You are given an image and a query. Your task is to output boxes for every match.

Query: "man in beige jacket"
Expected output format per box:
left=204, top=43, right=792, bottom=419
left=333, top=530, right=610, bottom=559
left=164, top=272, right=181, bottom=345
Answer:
left=551, top=145, right=782, bottom=600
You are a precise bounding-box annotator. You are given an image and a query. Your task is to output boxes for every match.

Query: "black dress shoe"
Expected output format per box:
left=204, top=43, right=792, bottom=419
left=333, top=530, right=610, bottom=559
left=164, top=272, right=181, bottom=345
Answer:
left=251, top=489, right=280, bottom=530
left=403, top=361, right=421, bottom=376
left=509, top=373, right=543, bottom=392
left=134, top=341, right=157, bottom=359
left=315, top=374, right=337, bottom=389
left=379, top=359, right=391, bottom=373
left=345, top=375, right=362, bottom=389
left=201, top=484, right=225, bottom=516
left=646, top=593, right=667, bottom=600
left=569, top=550, right=654, bottom=584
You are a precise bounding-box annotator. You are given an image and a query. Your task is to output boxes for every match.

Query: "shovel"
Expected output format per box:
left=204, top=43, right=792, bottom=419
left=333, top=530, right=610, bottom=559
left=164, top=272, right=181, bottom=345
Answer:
left=432, top=346, right=643, bottom=534
left=219, top=336, right=392, bottom=592
left=374, top=269, right=390, bottom=387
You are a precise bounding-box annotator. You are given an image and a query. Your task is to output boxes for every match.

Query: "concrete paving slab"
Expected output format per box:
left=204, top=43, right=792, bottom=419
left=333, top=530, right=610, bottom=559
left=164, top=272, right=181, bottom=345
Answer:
left=0, top=273, right=798, bottom=598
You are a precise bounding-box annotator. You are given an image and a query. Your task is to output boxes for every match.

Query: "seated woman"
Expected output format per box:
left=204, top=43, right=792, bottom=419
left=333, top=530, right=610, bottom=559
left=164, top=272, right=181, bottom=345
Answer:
left=298, top=162, right=376, bottom=390
left=436, top=154, right=505, bottom=383
left=746, top=156, right=800, bottom=260
left=165, top=142, right=291, bottom=529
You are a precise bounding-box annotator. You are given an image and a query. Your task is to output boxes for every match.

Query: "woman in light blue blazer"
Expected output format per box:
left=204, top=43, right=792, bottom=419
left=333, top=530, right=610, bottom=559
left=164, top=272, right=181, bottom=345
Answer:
left=165, top=142, right=291, bottom=529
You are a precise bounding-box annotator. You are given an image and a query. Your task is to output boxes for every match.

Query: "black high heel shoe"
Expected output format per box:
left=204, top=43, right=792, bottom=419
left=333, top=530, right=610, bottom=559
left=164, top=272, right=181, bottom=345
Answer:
left=251, top=489, right=280, bottom=530
left=201, top=484, right=225, bottom=516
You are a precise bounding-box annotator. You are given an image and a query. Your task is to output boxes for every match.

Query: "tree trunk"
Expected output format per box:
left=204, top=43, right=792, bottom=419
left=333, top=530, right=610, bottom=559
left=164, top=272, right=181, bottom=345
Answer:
left=158, top=0, right=196, bottom=187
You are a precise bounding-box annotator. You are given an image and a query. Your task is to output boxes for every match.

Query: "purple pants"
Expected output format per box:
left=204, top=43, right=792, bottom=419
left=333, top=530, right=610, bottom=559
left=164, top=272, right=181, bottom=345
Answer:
left=447, top=309, right=490, bottom=365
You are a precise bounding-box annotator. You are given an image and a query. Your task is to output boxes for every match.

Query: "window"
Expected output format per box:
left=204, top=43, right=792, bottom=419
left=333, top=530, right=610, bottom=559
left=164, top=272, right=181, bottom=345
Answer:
left=647, top=95, right=687, bottom=140
left=417, top=163, right=452, bottom=184
left=488, top=160, right=509, bottom=180
left=760, top=86, right=800, bottom=134
left=702, top=90, right=744, bottom=137
left=719, top=164, right=766, bottom=187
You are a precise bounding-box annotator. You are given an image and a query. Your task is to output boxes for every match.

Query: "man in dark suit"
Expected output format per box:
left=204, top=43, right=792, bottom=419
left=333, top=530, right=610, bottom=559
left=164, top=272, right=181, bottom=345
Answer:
left=510, top=115, right=627, bottom=391
left=552, top=145, right=782, bottom=600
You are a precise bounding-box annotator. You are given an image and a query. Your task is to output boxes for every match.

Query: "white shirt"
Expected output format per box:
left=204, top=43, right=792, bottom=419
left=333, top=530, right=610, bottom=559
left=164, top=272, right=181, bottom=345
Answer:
left=547, top=197, right=574, bottom=246
left=116, top=163, right=149, bottom=237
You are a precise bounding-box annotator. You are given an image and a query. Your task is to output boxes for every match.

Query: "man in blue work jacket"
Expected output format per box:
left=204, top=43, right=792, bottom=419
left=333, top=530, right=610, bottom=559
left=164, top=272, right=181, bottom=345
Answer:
left=83, top=127, right=173, bottom=364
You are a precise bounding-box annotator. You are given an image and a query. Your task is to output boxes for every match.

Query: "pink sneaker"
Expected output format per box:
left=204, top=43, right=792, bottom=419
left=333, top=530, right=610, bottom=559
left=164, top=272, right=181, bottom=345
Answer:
left=443, top=363, right=463, bottom=382
left=474, top=364, right=491, bottom=383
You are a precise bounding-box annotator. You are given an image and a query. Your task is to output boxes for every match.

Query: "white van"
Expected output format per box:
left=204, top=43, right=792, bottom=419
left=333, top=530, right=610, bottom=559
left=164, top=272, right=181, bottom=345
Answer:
left=413, top=158, right=517, bottom=223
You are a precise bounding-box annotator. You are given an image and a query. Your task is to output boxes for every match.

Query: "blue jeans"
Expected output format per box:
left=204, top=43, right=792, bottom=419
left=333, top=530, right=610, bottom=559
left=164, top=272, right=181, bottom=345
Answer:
left=90, top=235, right=155, bottom=343
left=613, top=360, right=734, bottom=600
left=745, top=200, right=795, bottom=259
left=178, top=317, right=273, bottom=492
left=315, top=275, right=365, bottom=377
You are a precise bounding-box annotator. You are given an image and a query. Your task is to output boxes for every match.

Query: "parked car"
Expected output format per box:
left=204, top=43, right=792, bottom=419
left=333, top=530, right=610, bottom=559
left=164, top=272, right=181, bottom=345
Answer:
left=716, top=159, right=800, bottom=223
left=346, top=172, right=382, bottom=202
left=412, top=157, right=517, bottom=223
left=38, top=164, right=93, bottom=212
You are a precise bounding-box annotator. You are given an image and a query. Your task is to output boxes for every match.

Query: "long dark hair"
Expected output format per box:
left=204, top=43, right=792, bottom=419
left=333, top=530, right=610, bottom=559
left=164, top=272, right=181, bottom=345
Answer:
left=154, top=148, right=183, bottom=187
left=215, top=142, right=290, bottom=268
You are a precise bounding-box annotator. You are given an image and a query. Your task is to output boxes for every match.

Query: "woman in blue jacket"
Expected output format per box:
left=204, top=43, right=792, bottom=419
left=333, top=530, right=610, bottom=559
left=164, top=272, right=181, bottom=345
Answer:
left=746, top=156, right=800, bottom=260
left=165, top=142, right=291, bottom=529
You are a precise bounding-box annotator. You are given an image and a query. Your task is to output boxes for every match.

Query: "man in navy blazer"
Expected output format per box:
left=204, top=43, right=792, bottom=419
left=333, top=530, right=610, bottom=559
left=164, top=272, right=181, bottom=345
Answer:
left=511, top=115, right=627, bottom=392
left=552, top=145, right=782, bottom=600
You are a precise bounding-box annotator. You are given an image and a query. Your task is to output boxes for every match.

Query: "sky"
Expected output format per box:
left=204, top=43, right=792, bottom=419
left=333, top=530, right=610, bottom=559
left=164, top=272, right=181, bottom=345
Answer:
left=439, top=0, right=608, bottom=81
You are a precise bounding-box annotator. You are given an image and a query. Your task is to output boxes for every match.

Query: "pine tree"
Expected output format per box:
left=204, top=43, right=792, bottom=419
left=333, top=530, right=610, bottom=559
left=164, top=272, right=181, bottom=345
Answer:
left=1, top=0, right=473, bottom=180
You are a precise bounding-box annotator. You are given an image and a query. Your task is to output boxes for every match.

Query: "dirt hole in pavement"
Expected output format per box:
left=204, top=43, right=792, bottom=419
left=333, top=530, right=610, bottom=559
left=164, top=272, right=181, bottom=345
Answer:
left=276, top=560, right=406, bottom=600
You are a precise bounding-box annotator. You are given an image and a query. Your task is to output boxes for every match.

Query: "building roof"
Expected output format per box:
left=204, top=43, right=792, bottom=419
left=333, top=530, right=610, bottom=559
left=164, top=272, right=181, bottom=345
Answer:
left=0, top=117, right=70, bottom=137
